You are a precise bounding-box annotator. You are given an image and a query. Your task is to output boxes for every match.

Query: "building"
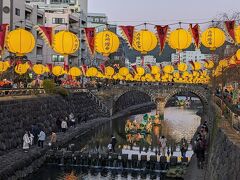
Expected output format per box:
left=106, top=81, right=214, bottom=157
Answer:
left=0, top=0, right=46, bottom=64
left=26, top=0, right=88, bottom=66
left=136, top=55, right=157, bottom=68
left=171, top=50, right=212, bottom=67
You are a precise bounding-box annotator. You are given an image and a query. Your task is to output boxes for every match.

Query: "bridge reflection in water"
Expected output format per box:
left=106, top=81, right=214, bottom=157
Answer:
left=27, top=104, right=202, bottom=180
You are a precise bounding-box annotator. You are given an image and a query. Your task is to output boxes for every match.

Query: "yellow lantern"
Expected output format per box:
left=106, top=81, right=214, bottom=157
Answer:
left=125, top=74, right=133, bottom=81
left=104, top=66, right=114, bottom=76
left=163, top=65, right=174, bottom=74
left=7, top=29, right=35, bottom=56
left=151, top=65, right=160, bottom=75
left=95, top=30, right=120, bottom=57
left=33, top=64, right=46, bottom=75
left=234, top=26, right=240, bottom=45
left=173, top=72, right=180, bottom=78
left=177, top=63, right=188, bottom=72
left=0, top=61, right=9, bottom=73
left=119, top=67, right=129, bottom=76
left=86, top=67, right=98, bottom=77
left=201, top=27, right=225, bottom=50
left=136, top=67, right=145, bottom=76
left=132, top=30, right=158, bottom=54
left=69, top=67, right=82, bottom=77
left=15, top=63, right=29, bottom=75
left=219, top=59, right=228, bottom=68
left=235, top=49, right=240, bottom=61
left=53, top=31, right=79, bottom=55
left=229, top=56, right=236, bottom=66
left=168, top=28, right=192, bottom=51
left=52, top=66, right=64, bottom=76
left=204, top=60, right=214, bottom=69
left=192, top=62, right=201, bottom=71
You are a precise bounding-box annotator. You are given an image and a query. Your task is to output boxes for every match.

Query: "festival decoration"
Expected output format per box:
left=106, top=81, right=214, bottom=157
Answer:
left=105, top=66, right=115, bottom=76
left=6, top=28, right=35, bottom=56
left=168, top=28, right=192, bottom=51
left=32, top=64, right=46, bottom=75
left=224, top=21, right=235, bottom=43
left=52, top=66, right=64, bottom=76
left=84, top=27, right=95, bottom=56
left=119, top=67, right=129, bottom=76
left=0, top=61, right=10, bottom=73
left=155, top=25, right=169, bottom=54
left=95, top=30, right=120, bottom=57
left=201, top=27, right=225, bottom=50
left=204, top=60, right=214, bottom=69
left=132, top=30, right=158, bottom=54
left=177, top=63, right=188, bottom=72
left=236, top=49, right=240, bottom=61
left=136, top=66, right=145, bottom=76
left=151, top=65, right=160, bottom=75
left=35, top=26, right=54, bottom=47
left=86, top=67, right=98, bottom=77
left=52, top=31, right=79, bottom=55
left=191, top=62, right=201, bottom=71
left=189, top=24, right=201, bottom=49
left=15, top=63, right=29, bottom=75
left=235, top=26, right=240, bottom=45
left=69, top=67, right=82, bottom=77
left=119, top=26, right=135, bottom=47
left=0, top=24, right=9, bottom=55
left=163, top=65, right=174, bottom=74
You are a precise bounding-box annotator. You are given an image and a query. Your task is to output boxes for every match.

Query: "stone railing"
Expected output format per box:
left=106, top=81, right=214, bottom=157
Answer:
left=214, top=95, right=240, bottom=131
left=0, top=88, right=45, bottom=97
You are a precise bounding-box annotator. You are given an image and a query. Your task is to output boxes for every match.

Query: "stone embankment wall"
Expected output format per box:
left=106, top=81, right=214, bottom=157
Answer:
left=207, top=103, right=240, bottom=180
left=0, top=92, right=108, bottom=156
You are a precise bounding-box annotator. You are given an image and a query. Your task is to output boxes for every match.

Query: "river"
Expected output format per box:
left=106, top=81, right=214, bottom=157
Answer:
left=27, top=105, right=201, bottom=180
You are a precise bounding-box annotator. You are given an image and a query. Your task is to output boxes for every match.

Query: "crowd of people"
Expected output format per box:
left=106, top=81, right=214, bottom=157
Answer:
left=193, top=121, right=208, bottom=169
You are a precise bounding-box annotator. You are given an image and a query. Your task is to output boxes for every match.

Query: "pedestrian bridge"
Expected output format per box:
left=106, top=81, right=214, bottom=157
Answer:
left=90, top=84, right=210, bottom=119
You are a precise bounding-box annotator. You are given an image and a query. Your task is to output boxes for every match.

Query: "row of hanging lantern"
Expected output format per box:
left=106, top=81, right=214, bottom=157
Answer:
left=0, top=24, right=234, bottom=59
left=0, top=59, right=214, bottom=84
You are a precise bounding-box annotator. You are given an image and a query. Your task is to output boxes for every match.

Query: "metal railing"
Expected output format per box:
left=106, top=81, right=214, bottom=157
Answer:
left=214, top=95, right=240, bottom=131
left=0, top=88, right=46, bottom=97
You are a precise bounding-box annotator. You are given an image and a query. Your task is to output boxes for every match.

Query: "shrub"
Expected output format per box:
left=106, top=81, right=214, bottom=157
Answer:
left=43, top=79, right=56, bottom=94
left=55, top=87, right=69, bottom=97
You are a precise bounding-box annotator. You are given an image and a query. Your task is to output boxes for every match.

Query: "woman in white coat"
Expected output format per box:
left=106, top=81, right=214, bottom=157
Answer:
left=23, top=131, right=30, bottom=152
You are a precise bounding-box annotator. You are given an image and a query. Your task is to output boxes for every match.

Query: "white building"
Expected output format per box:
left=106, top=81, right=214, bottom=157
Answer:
left=0, top=0, right=46, bottom=64
left=136, top=55, right=157, bottom=68
left=171, top=50, right=212, bottom=66
left=26, top=0, right=88, bottom=66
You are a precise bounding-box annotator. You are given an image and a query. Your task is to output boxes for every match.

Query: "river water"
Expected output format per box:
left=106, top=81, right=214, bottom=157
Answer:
left=27, top=105, right=201, bottom=180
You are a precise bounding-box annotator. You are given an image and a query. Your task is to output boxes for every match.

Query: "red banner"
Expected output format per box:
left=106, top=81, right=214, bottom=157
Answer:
left=189, top=24, right=200, bottom=49
left=84, top=28, right=95, bottom=56
left=100, top=63, right=105, bottom=74
left=46, top=64, right=53, bottom=72
left=119, top=26, right=135, bottom=47
left=155, top=25, right=169, bottom=54
left=225, top=21, right=235, bottom=42
left=0, top=24, right=9, bottom=55
left=35, top=26, right=54, bottom=47
left=131, top=64, right=137, bottom=74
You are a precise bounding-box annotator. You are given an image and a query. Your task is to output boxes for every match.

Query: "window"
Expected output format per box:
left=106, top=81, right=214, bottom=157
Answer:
left=37, top=47, right=43, bottom=55
left=15, top=8, right=20, bottom=16
left=52, top=55, right=64, bottom=62
left=52, top=18, right=65, bottom=24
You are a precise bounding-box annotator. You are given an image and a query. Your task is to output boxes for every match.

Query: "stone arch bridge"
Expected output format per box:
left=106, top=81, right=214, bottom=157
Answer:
left=91, top=84, right=210, bottom=119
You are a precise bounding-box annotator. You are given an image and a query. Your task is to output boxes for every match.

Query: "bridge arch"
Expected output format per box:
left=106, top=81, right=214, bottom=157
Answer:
left=113, top=90, right=154, bottom=113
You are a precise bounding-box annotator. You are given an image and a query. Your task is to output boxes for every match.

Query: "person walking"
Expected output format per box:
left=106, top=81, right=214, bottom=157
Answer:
left=111, top=135, right=117, bottom=153
left=159, top=136, right=167, bottom=156
left=28, top=131, right=34, bottom=146
left=49, top=131, right=57, bottom=149
left=56, top=118, right=61, bottom=132
left=194, top=139, right=205, bottom=169
left=69, top=113, right=76, bottom=128
left=38, top=129, right=46, bottom=148
left=61, top=118, right=68, bottom=133
left=23, top=131, right=30, bottom=152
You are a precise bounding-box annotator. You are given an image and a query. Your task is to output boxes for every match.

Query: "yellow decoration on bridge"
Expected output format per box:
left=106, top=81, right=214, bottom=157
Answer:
left=86, top=67, right=98, bottom=77
left=0, top=61, right=9, bottom=73
left=69, top=67, right=82, bottom=77
left=236, top=49, right=240, bottom=60
left=201, top=27, right=225, bottom=50
left=119, top=67, right=129, bottom=76
left=33, top=64, right=46, bottom=75
left=53, top=31, right=80, bottom=55
left=163, top=65, right=174, bottom=74
left=105, top=66, right=115, bottom=76
left=132, top=30, right=158, bottom=54
left=168, top=28, right=192, bottom=51
left=95, top=30, right=120, bottom=57
left=52, top=66, right=64, bottom=76
left=6, top=28, right=35, bottom=56
left=234, top=26, right=240, bottom=45
left=192, top=62, right=201, bottom=71
left=15, top=63, right=29, bottom=75
left=204, top=60, right=214, bottom=69
left=177, top=63, right=188, bottom=72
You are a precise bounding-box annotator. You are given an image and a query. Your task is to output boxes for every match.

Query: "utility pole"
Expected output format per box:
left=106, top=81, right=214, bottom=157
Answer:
left=0, top=0, right=3, bottom=24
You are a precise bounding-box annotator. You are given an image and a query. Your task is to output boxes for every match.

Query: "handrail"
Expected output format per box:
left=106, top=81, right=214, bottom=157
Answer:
left=0, top=88, right=46, bottom=97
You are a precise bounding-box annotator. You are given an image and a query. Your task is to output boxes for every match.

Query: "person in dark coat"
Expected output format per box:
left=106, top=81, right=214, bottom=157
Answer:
left=111, top=135, right=117, bottom=153
left=194, top=139, right=205, bottom=169
left=56, top=118, right=61, bottom=132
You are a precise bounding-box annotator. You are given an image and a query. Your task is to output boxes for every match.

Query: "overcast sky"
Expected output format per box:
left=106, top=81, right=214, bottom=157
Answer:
left=89, top=0, right=240, bottom=26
